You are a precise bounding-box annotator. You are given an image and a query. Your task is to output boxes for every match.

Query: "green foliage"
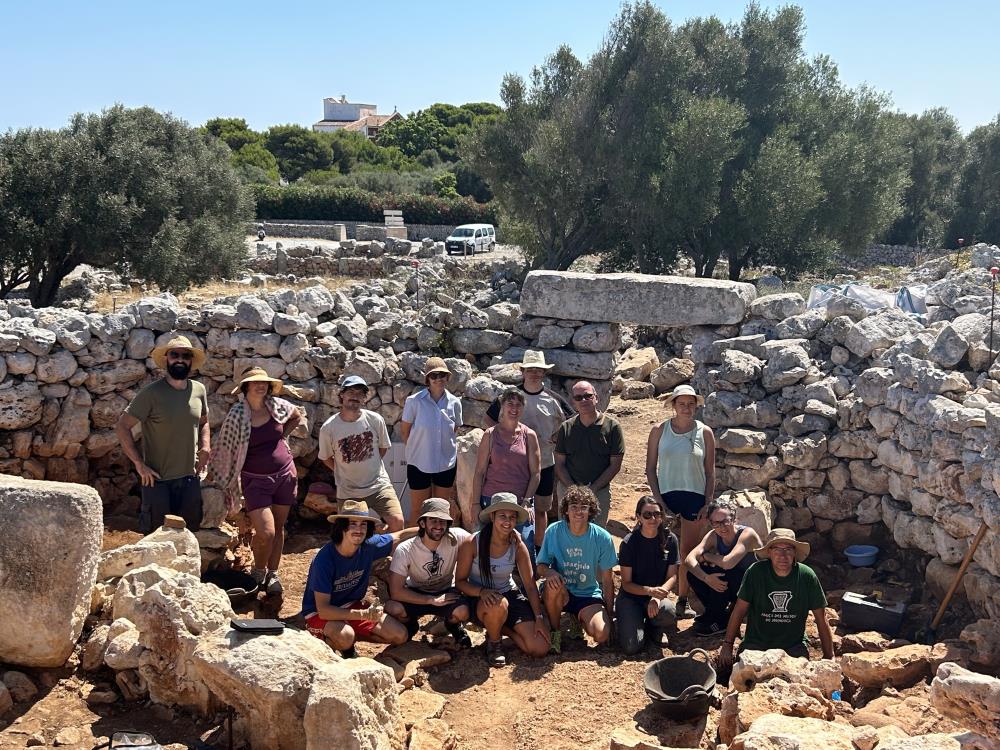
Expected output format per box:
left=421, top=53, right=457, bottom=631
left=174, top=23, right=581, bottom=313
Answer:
left=376, top=111, right=448, bottom=159
left=468, top=1, right=910, bottom=278
left=232, top=142, right=280, bottom=183
left=204, top=117, right=263, bottom=151
left=252, top=184, right=498, bottom=225
left=265, top=124, right=333, bottom=181
left=948, top=115, right=1000, bottom=245
left=0, top=105, right=253, bottom=307
left=433, top=171, right=460, bottom=199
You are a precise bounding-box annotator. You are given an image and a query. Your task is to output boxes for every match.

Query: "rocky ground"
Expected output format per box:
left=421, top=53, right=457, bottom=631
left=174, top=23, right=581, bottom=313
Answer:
left=0, top=397, right=987, bottom=750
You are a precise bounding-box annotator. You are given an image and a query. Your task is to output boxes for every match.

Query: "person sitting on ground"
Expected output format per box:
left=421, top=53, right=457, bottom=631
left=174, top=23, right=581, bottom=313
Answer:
left=455, top=493, right=549, bottom=667
left=302, top=500, right=417, bottom=658
left=207, top=367, right=305, bottom=597
left=684, top=497, right=762, bottom=637
left=537, top=485, right=617, bottom=654
left=384, top=498, right=473, bottom=647
left=717, top=528, right=833, bottom=668
left=318, top=374, right=405, bottom=532
left=615, top=495, right=679, bottom=655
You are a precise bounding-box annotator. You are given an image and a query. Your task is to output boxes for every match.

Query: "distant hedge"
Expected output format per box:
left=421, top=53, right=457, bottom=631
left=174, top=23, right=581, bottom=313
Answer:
left=253, top=185, right=499, bottom=226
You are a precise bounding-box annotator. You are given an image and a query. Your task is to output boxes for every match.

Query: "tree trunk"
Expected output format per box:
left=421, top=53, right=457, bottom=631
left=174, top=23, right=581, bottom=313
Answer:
left=28, top=264, right=70, bottom=308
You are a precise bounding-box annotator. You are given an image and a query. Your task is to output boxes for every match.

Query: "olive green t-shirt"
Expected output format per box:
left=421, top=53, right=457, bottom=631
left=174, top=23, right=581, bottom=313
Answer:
left=736, top=560, right=827, bottom=652
left=125, top=378, right=208, bottom=481
left=554, top=413, right=626, bottom=486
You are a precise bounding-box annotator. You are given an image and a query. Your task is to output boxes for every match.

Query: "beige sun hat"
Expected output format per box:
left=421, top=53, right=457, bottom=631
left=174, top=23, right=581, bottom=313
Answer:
left=151, top=335, right=206, bottom=371
left=514, top=350, right=554, bottom=370
left=755, top=528, right=810, bottom=562
left=659, top=383, right=705, bottom=406
left=423, top=357, right=451, bottom=381
left=478, top=492, right=529, bottom=525
left=231, top=366, right=283, bottom=395
left=327, top=499, right=379, bottom=524
left=418, top=497, right=453, bottom=521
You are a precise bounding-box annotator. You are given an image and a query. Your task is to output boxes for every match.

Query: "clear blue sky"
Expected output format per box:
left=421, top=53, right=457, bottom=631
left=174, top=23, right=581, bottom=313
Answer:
left=3, top=1, right=998, bottom=133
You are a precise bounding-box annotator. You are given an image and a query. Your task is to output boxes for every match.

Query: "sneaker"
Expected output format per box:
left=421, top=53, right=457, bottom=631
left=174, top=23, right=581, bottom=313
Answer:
left=694, top=619, right=726, bottom=637
left=675, top=597, right=689, bottom=619
left=485, top=640, right=506, bottom=667
left=340, top=646, right=358, bottom=659
left=250, top=568, right=266, bottom=586
left=446, top=622, right=472, bottom=648
left=264, top=570, right=283, bottom=596
left=549, top=630, right=562, bottom=655
left=567, top=618, right=585, bottom=641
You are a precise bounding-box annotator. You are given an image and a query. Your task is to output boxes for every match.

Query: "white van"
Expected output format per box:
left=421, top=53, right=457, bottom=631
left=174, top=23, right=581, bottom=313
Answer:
left=445, top=223, right=496, bottom=255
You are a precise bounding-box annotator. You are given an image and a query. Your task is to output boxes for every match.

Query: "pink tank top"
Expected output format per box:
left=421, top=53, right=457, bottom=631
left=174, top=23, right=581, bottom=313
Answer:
left=481, top=424, right=534, bottom=501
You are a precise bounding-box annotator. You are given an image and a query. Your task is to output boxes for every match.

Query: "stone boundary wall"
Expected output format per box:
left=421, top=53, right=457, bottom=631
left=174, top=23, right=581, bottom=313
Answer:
left=251, top=220, right=480, bottom=242
left=835, top=244, right=953, bottom=269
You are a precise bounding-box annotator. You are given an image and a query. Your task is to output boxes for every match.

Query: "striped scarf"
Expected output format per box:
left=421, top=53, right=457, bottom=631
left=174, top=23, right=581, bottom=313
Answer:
left=207, top=395, right=299, bottom=512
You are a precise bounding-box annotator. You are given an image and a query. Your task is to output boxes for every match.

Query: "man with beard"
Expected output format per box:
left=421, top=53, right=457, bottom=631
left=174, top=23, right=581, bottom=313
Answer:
left=116, top=335, right=210, bottom=532
left=384, top=498, right=473, bottom=646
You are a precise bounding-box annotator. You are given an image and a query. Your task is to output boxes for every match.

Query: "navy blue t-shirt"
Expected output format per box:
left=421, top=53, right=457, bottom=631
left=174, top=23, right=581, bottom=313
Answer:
left=301, top=534, right=393, bottom=615
left=618, top=529, right=679, bottom=601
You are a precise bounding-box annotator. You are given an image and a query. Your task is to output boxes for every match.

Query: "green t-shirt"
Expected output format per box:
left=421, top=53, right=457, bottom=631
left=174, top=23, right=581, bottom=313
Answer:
left=554, top=414, right=625, bottom=486
left=736, top=560, right=827, bottom=652
left=125, top=378, right=208, bottom=481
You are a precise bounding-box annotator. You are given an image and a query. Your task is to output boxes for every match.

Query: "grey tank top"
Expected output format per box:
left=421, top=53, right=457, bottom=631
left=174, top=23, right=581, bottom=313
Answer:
left=468, top=532, right=517, bottom=593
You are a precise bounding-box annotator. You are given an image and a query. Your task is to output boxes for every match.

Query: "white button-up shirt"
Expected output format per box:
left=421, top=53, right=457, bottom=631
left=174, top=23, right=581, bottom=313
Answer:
left=401, top=387, right=463, bottom=473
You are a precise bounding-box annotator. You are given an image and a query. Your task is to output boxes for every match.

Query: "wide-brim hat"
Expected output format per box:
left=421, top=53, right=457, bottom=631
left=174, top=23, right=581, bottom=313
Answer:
left=479, top=492, right=529, bottom=525
left=327, top=499, right=379, bottom=524
left=232, top=366, right=283, bottom=395
left=659, top=384, right=705, bottom=406
left=418, top=497, right=453, bottom=521
left=423, top=357, right=451, bottom=380
left=755, top=528, right=810, bottom=562
left=151, top=335, right=206, bottom=371
left=514, top=350, right=554, bottom=370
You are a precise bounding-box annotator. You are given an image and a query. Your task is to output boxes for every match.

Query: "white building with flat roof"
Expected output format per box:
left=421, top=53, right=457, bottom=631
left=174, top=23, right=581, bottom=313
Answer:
left=312, top=96, right=401, bottom=139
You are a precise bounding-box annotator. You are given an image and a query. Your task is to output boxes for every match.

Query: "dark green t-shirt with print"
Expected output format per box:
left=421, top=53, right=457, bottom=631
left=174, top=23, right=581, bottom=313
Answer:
left=736, top=560, right=826, bottom=652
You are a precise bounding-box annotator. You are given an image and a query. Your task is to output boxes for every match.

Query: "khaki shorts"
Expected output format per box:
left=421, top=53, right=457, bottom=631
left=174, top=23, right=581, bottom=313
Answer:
left=358, top=485, right=403, bottom=522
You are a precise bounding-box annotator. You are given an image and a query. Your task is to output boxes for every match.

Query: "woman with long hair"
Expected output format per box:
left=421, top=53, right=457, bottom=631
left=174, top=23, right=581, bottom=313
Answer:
left=614, top=496, right=680, bottom=655
left=645, top=384, right=715, bottom=617
left=208, top=367, right=304, bottom=596
left=455, top=493, right=549, bottom=667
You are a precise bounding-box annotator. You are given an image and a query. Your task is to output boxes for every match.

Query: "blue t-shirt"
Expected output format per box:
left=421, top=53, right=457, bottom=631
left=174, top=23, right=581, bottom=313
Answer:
left=301, top=534, right=393, bottom=615
left=537, top=520, right=617, bottom=599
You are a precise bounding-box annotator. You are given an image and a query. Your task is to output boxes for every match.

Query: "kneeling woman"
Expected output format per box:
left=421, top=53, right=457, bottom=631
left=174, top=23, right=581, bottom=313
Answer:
left=456, top=493, right=549, bottom=667
left=615, top=496, right=680, bottom=655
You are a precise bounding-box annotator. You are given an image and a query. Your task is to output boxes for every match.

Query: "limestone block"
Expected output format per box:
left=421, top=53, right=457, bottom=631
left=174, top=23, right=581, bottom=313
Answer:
left=520, top=271, right=756, bottom=326
left=135, top=296, right=179, bottom=331
left=85, top=359, right=147, bottom=395
left=718, top=350, right=763, bottom=384
left=103, top=620, right=143, bottom=670
left=718, top=428, right=769, bottom=454
left=806, top=493, right=855, bottom=521
left=398, top=689, right=446, bottom=728
left=407, top=718, right=455, bottom=750
left=730, top=650, right=842, bottom=694
left=498, top=347, right=616, bottom=381
left=841, top=644, right=937, bottom=688
left=304, top=660, right=405, bottom=749
left=570, top=322, right=620, bottom=352
left=614, top=347, right=660, bottom=382
left=455, top=429, right=483, bottom=530
left=960, top=619, right=1000, bottom=668
left=0, top=381, right=44, bottom=429
left=930, top=662, right=1000, bottom=741
left=774, top=309, right=827, bottom=340
left=535, top=324, right=572, bottom=349
left=230, top=330, right=281, bottom=357
left=35, top=349, right=78, bottom=383
left=761, top=343, right=810, bottom=391
left=88, top=311, right=139, bottom=343
left=235, top=297, right=275, bottom=329
left=856, top=367, right=895, bottom=407
left=650, top=358, right=695, bottom=393
left=776, top=432, right=827, bottom=470
left=450, top=329, right=512, bottom=355
left=849, top=460, right=889, bottom=494
left=844, top=309, right=925, bottom=358
left=485, top=302, right=520, bottom=332
left=730, top=714, right=867, bottom=750
left=749, top=293, right=806, bottom=321
left=0, top=477, right=103, bottom=667
left=704, top=334, right=767, bottom=363
left=718, top=678, right=833, bottom=745
left=620, top=380, right=655, bottom=400
left=5, top=351, right=35, bottom=375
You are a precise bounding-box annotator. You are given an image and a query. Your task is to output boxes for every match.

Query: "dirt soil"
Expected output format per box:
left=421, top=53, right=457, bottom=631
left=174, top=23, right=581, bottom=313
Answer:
left=0, top=396, right=965, bottom=750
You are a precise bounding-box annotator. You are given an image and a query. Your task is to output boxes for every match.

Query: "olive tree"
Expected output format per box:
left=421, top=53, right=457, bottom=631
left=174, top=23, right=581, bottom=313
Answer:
left=0, top=106, right=253, bottom=307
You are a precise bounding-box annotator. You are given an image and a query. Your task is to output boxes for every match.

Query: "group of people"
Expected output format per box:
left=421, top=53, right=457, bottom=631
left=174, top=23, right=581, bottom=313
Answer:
left=117, top=337, right=833, bottom=669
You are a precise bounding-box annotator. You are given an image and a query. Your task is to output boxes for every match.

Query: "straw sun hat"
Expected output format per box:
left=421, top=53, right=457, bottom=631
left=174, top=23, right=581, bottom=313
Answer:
left=326, top=499, right=380, bottom=524
left=514, top=350, right=554, bottom=370
left=755, top=528, right=810, bottom=562
left=658, top=383, right=705, bottom=406
left=150, top=335, right=206, bottom=371
left=231, top=367, right=283, bottom=395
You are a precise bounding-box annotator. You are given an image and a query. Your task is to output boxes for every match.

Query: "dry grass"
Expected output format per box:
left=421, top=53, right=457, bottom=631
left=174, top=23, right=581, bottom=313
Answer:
left=91, top=275, right=355, bottom=314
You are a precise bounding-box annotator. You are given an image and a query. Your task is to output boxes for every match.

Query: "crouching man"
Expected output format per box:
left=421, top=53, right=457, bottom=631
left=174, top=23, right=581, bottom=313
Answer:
left=718, top=528, right=834, bottom=668
left=384, top=498, right=473, bottom=646
left=302, top=500, right=416, bottom=658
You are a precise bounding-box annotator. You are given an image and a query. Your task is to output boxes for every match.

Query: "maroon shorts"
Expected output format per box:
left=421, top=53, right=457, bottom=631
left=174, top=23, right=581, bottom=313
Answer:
left=242, top=464, right=297, bottom=512
left=306, top=602, right=378, bottom=640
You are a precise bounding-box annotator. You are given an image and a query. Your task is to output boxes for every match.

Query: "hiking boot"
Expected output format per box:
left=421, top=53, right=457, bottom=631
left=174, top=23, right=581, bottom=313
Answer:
left=446, top=622, right=472, bottom=648
left=675, top=597, right=689, bottom=619
left=567, top=618, right=585, bottom=641
left=548, top=630, right=562, bottom=655
left=693, top=619, right=726, bottom=637
left=485, top=640, right=506, bottom=667
left=264, top=570, right=283, bottom=596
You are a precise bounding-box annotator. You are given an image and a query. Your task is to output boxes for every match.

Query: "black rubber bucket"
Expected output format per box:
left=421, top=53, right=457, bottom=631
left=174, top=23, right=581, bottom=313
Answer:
left=202, top=569, right=259, bottom=606
left=643, top=647, right=716, bottom=721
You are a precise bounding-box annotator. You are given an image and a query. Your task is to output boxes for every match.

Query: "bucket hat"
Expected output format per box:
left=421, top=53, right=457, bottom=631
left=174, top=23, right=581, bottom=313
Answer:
left=326, top=499, right=379, bottom=524
left=423, top=357, right=451, bottom=381
left=755, top=528, right=810, bottom=562
left=418, top=497, right=453, bottom=521
left=515, top=350, right=554, bottom=370
left=151, top=335, right=206, bottom=371
left=231, top=366, right=283, bottom=395
left=479, top=492, right=529, bottom=525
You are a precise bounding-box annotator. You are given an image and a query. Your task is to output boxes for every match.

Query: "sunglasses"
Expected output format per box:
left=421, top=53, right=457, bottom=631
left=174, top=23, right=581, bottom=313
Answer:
left=572, top=393, right=596, bottom=402
left=167, top=351, right=193, bottom=361
left=640, top=511, right=663, bottom=520
left=710, top=517, right=734, bottom=528
left=428, top=372, right=449, bottom=380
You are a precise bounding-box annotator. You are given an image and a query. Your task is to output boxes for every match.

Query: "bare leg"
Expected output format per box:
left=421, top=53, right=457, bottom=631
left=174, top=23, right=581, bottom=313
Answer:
left=322, top=620, right=356, bottom=651
left=478, top=598, right=509, bottom=642
left=677, top=516, right=708, bottom=600
left=510, top=621, right=549, bottom=657
left=248, top=506, right=275, bottom=571
left=368, top=613, right=410, bottom=645
left=408, top=486, right=431, bottom=524
left=542, top=583, right=569, bottom=628
left=267, top=504, right=291, bottom=571
left=578, top=603, right=612, bottom=644
left=534, top=495, right=553, bottom=548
